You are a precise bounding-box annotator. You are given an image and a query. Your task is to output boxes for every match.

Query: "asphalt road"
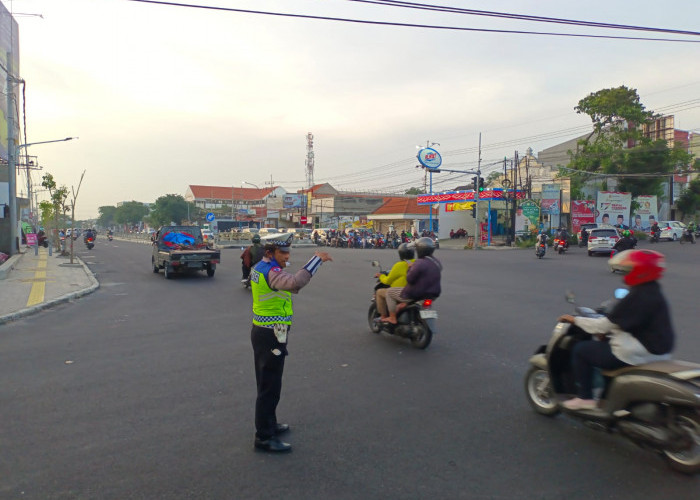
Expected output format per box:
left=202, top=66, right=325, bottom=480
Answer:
left=1, top=239, right=699, bottom=499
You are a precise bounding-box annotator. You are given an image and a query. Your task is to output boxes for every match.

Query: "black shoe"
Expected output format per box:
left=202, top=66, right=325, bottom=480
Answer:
left=254, top=436, right=292, bottom=452
left=275, top=423, right=290, bottom=435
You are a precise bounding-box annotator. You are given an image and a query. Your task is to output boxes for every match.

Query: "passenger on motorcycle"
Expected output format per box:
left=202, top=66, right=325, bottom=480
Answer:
left=557, top=249, right=675, bottom=410
left=536, top=230, right=547, bottom=246
left=384, top=237, right=442, bottom=324
left=375, top=243, right=415, bottom=321
left=612, top=230, right=635, bottom=253
left=241, top=234, right=265, bottom=282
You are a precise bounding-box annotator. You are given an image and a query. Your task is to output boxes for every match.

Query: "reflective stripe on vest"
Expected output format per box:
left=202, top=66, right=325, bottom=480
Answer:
left=251, top=260, right=293, bottom=326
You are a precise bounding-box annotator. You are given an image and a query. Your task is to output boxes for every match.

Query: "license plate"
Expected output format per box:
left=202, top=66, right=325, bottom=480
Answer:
left=188, top=262, right=203, bottom=268
left=419, top=310, right=437, bottom=319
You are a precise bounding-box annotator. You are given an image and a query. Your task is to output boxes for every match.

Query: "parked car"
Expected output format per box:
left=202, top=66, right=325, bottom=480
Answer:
left=658, top=221, right=686, bottom=241
left=587, top=227, right=620, bottom=256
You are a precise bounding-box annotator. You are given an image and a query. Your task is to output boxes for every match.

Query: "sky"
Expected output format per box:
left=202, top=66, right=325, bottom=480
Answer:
left=5, top=0, right=700, bottom=219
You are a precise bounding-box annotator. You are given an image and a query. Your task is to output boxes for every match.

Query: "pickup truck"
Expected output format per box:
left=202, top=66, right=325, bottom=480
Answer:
left=151, top=226, right=220, bottom=279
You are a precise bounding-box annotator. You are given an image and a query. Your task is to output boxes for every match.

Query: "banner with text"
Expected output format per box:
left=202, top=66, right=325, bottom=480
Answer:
left=595, top=191, right=631, bottom=228
left=541, top=184, right=560, bottom=215
left=632, top=195, right=658, bottom=232
left=571, top=200, right=595, bottom=234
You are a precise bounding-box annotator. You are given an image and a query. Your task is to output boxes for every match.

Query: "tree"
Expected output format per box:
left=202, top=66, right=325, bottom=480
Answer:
left=97, top=206, right=117, bottom=228
left=404, top=187, right=425, bottom=195
left=566, top=85, right=694, bottom=202
left=67, top=170, right=86, bottom=264
left=148, top=194, right=190, bottom=227
left=486, top=171, right=502, bottom=187
left=114, top=201, right=150, bottom=227
left=41, top=173, right=69, bottom=252
left=676, top=178, right=700, bottom=220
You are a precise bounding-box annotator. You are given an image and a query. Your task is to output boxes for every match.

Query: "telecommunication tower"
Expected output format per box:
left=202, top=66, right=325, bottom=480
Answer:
left=305, top=132, right=315, bottom=189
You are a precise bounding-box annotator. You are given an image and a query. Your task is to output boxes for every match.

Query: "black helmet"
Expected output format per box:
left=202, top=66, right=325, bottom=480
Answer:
left=398, top=242, right=414, bottom=260
left=414, top=237, right=435, bottom=258
left=252, top=234, right=261, bottom=244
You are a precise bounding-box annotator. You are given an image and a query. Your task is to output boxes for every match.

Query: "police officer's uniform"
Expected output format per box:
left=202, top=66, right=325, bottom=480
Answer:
left=250, top=233, right=324, bottom=452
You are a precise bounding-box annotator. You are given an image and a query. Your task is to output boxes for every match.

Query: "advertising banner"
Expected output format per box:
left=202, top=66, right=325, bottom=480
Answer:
left=595, top=191, right=632, bottom=228
left=632, top=195, right=658, bottom=232
left=283, top=194, right=306, bottom=209
left=517, top=200, right=539, bottom=234
left=445, top=202, right=474, bottom=212
left=571, top=200, right=595, bottom=234
left=541, top=184, right=560, bottom=215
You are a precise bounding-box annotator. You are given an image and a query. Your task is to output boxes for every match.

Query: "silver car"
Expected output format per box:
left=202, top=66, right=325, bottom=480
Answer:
left=658, top=221, right=686, bottom=241
left=587, top=227, right=621, bottom=256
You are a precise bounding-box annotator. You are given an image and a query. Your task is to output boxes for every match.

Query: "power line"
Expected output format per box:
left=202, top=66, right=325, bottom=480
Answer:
left=124, top=1, right=700, bottom=42
left=347, top=0, right=700, bottom=37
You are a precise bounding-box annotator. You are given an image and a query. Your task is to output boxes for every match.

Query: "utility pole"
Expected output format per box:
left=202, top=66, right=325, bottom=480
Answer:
left=475, top=133, right=482, bottom=248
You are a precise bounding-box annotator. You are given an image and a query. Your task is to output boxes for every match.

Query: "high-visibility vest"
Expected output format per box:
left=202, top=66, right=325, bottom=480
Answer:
left=251, top=260, right=293, bottom=326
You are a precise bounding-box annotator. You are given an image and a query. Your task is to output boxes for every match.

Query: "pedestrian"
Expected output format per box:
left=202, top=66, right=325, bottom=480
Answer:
left=250, top=233, right=333, bottom=452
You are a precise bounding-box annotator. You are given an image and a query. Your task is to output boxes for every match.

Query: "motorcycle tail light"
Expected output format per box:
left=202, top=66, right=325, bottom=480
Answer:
left=423, top=299, right=433, bottom=308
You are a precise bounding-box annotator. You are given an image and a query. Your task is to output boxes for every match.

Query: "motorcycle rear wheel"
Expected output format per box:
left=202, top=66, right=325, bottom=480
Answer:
left=409, top=319, right=432, bottom=349
left=525, top=366, right=560, bottom=416
left=367, top=303, right=381, bottom=334
left=663, top=410, right=700, bottom=475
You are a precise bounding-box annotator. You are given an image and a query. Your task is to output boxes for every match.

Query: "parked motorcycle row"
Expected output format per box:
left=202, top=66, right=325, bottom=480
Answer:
left=314, top=230, right=439, bottom=250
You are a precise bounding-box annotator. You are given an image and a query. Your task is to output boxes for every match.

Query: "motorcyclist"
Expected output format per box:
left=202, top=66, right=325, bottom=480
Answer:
left=83, top=228, right=96, bottom=243
left=535, top=230, right=547, bottom=255
left=384, top=237, right=442, bottom=324
left=580, top=226, right=589, bottom=246
left=558, top=249, right=674, bottom=410
left=612, top=230, right=635, bottom=253
left=241, top=234, right=265, bottom=282
left=650, top=220, right=661, bottom=240
left=375, top=243, right=415, bottom=321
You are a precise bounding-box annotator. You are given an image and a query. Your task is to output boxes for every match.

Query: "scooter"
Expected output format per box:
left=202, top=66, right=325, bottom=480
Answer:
left=553, top=238, right=569, bottom=254
left=107, top=234, right=113, bottom=242
left=367, top=261, right=436, bottom=349
left=524, top=289, right=700, bottom=474
left=536, top=242, right=546, bottom=259
left=85, top=236, right=95, bottom=250
left=650, top=230, right=661, bottom=243
left=679, top=228, right=696, bottom=245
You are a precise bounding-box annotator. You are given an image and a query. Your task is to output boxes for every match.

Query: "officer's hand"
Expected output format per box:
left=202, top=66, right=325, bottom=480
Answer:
left=315, top=251, right=333, bottom=262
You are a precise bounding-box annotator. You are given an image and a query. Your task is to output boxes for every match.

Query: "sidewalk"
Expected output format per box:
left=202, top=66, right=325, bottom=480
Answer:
left=0, top=247, right=99, bottom=325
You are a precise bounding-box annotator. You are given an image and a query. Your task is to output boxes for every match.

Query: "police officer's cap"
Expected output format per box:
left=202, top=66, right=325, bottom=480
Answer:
left=262, top=233, right=293, bottom=252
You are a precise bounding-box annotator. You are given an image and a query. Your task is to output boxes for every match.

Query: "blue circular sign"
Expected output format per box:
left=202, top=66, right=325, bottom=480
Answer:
left=417, top=147, right=442, bottom=170
left=206, top=212, right=215, bottom=222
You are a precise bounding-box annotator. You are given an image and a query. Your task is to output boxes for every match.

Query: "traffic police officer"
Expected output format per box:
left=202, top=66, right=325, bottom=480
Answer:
left=250, top=233, right=332, bottom=452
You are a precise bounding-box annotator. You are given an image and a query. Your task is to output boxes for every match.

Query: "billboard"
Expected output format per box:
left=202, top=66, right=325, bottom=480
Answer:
left=283, top=194, right=306, bottom=209
left=595, top=192, right=631, bottom=228
left=571, top=200, right=595, bottom=234
left=632, top=195, right=658, bottom=232
left=541, top=184, right=560, bottom=215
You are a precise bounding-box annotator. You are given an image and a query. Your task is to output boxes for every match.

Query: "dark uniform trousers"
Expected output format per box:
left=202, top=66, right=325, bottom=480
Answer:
left=251, top=325, right=288, bottom=440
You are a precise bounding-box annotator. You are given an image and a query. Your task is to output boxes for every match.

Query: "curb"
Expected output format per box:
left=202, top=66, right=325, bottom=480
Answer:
left=0, top=256, right=100, bottom=326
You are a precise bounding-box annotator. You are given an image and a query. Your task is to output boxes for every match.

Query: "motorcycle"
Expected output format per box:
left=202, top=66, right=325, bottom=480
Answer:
left=367, top=261, right=436, bottom=349
left=679, top=228, right=696, bottom=245
left=85, top=236, right=95, bottom=250
left=107, top=234, right=113, bottom=242
left=650, top=230, right=661, bottom=243
left=535, top=242, right=546, bottom=259
left=524, top=289, right=700, bottom=474
left=553, top=237, right=569, bottom=254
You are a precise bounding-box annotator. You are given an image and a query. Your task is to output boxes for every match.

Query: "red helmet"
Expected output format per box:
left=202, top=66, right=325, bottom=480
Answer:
left=608, top=249, right=665, bottom=286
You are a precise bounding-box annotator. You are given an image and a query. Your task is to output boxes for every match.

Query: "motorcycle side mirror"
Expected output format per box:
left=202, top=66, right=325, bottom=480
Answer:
left=565, top=290, right=576, bottom=304
left=371, top=261, right=380, bottom=267
left=614, top=288, right=629, bottom=300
